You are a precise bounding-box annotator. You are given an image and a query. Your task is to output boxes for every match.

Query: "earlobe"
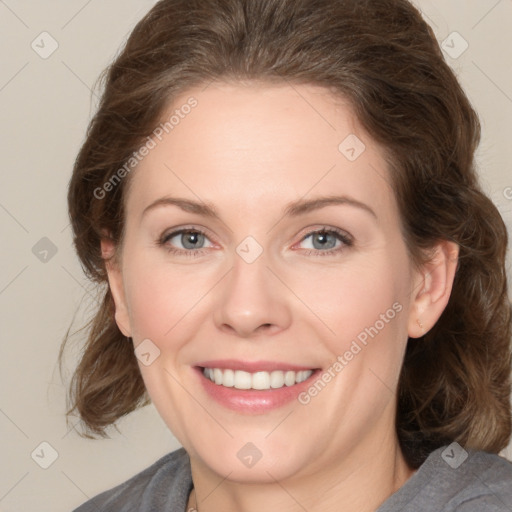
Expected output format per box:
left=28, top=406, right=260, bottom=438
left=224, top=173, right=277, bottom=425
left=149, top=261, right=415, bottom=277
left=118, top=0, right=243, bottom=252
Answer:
left=407, top=240, right=459, bottom=338
left=100, top=237, right=132, bottom=337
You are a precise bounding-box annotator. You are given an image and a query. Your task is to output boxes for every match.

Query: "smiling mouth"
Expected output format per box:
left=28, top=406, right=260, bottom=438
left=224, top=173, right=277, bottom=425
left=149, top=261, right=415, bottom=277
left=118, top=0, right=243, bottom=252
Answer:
left=200, top=367, right=318, bottom=391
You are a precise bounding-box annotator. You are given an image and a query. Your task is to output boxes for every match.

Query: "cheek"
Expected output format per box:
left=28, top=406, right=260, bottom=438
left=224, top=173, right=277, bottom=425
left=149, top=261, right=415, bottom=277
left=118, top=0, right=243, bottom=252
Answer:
left=292, top=256, right=406, bottom=340
left=296, top=256, right=410, bottom=414
left=122, top=253, right=213, bottom=342
left=290, top=253, right=412, bottom=397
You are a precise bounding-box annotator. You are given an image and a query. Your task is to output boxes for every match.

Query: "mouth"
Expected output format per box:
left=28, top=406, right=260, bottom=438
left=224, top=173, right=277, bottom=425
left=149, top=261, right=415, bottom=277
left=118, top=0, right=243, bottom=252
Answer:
left=199, top=366, right=316, bottom=391
left=193, top=361, right=322, bottom=413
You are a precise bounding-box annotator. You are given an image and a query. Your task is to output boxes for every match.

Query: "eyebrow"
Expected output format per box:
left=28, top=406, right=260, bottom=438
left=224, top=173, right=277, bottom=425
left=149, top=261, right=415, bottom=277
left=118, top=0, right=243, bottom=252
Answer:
left=284, top=196, right=376, bottom=219
left=141, top=195, right=377, bottom=220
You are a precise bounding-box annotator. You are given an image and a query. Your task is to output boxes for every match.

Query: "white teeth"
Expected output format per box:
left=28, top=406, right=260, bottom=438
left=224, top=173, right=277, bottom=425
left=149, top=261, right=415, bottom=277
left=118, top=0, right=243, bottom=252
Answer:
left=234, top=370, right=252, bottom=390
left=269, top=371, right=285, bottom=388
left=252, top=371, right=270, bottom=390
left=222, top=369, right=235, bottom=387
left=202, top=368, right=314, bottom=390
left=213, top=368, right=223, bottom=385
left=284, top=370, right=296, bottom=386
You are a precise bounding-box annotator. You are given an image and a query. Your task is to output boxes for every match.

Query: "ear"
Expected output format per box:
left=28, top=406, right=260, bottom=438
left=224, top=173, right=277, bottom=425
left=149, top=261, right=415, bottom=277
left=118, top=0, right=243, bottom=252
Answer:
left=101, top=236, right=132, bottom=337
left=407, top=240, right=459, bottom=338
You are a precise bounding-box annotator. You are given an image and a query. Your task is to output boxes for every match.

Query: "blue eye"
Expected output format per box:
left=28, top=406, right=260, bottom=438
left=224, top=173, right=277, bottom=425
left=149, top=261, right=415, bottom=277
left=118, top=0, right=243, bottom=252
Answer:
left=160, top=228, right=214, bottom=255
left=158, top=226, right=352, bottom=258
left=297, top=228, right=353, bottom=255
left=302, top=231, right=338, bottom=250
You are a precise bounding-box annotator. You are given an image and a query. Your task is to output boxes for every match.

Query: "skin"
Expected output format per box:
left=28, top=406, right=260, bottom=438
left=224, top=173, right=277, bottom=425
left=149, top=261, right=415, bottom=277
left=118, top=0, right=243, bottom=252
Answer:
left=102, top=82, right=459, bottom=512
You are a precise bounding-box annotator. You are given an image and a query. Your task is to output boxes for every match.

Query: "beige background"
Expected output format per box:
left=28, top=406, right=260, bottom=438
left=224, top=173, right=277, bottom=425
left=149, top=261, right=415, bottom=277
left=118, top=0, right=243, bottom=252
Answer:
left=0, top=1, right=511, bottom=510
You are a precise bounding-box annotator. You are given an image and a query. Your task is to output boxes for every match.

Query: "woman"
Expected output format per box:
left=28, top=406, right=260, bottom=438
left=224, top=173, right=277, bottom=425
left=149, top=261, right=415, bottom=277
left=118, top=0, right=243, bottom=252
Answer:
left=62, top=0, right=512, bottom=510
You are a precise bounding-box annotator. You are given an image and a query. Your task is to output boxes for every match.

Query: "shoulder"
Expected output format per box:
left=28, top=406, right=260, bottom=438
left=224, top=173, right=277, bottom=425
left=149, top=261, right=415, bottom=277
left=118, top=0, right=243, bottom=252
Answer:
left=72, top=447, right=192, bottom=512
left=449, top=448, right=512, bottom=511
left=378, top=443, right=512, bottom=512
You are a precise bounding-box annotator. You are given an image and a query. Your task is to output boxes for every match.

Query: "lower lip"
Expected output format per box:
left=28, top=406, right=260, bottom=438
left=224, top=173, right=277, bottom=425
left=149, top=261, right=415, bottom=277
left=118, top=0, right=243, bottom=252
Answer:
left=194, top=367, right=322, bottom=413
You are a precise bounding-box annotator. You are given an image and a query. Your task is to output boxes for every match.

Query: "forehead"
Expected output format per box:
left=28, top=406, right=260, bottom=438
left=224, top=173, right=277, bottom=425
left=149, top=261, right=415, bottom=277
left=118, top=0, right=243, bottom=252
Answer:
left=125, top=82, right=396, bottom=224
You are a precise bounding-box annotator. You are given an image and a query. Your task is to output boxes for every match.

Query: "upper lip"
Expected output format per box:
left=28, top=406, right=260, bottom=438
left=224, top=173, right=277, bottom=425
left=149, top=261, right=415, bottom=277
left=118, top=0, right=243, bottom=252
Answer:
left=195, top=359, right=319, bottom=373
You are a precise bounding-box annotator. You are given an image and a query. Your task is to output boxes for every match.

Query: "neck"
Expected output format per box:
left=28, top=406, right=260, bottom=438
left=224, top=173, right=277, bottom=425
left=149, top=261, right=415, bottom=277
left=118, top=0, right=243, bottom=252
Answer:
left=186, top=436, right=415, bottom=512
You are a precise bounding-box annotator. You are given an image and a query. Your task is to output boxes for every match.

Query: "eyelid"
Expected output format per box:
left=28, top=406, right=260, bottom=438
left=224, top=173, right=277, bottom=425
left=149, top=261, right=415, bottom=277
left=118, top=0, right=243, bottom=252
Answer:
left=158, top=224, right=353, bottom=257
left=159, top=225, right=217, bottom=245
left=293, top=226, right=353, bottom=246
left=157, top=225, right=220, bottom=259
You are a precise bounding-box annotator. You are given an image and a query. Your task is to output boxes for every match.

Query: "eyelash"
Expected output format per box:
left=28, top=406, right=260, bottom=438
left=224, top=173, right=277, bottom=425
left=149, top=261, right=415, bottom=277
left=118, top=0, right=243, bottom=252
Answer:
left=297, top=227, right=353, bottom=257
left=158, top=227, right=215, bottom=258
left=157, top=226, right=353, bottom=258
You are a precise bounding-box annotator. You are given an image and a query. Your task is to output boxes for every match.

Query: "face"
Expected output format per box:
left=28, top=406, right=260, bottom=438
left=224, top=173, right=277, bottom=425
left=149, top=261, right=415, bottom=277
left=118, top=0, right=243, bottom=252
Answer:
left=104, top=82, right=449, bottom=483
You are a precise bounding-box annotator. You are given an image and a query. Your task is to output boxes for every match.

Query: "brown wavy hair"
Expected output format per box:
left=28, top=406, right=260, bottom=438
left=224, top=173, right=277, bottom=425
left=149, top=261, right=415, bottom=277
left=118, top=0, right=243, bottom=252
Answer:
left=60, top=0, right=512, bottom=468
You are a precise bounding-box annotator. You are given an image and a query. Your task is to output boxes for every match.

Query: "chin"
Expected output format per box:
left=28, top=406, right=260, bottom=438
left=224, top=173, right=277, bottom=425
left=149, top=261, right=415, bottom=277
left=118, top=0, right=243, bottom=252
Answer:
left=189, top=436, right=312, bottom=483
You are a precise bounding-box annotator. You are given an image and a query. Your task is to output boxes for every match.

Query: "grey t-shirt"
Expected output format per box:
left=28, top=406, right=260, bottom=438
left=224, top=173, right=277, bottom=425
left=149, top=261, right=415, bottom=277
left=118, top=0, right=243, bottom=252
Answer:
left=73, top=444, right=512, bottom=511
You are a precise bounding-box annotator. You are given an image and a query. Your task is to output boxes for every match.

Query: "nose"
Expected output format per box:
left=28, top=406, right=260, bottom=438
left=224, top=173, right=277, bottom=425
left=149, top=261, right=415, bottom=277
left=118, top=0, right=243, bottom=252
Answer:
left=213, top=252, right=292, bottom=338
